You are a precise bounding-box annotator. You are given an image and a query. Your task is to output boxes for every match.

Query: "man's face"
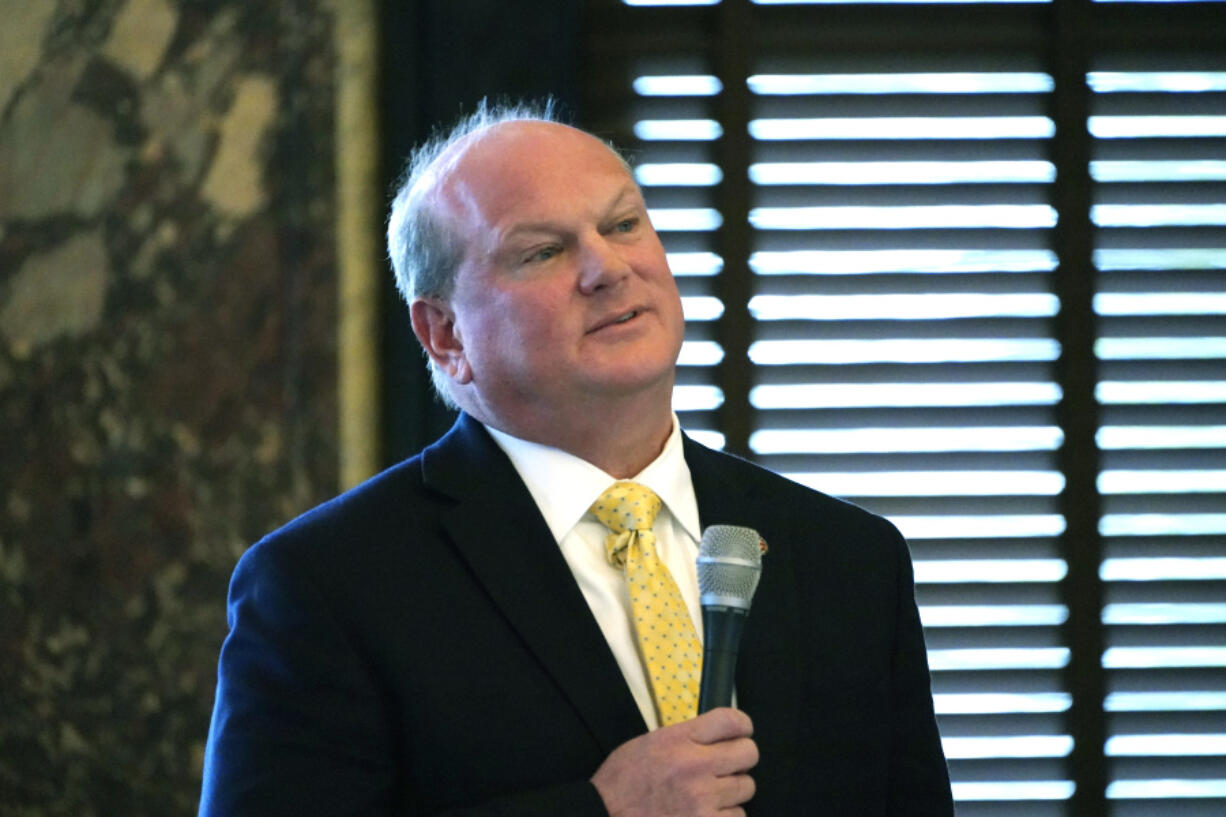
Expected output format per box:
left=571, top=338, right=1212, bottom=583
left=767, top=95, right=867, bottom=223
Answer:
left=421, top=122, right=685, bottom=428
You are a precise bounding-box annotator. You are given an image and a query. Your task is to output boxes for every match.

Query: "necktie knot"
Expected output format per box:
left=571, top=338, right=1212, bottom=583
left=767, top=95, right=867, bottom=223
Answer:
left=590, top=481, right=661, bottom=533
left=590, top=481, right=662, bottom=568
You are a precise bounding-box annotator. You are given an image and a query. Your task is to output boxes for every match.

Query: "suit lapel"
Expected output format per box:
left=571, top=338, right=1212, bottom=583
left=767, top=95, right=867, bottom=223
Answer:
left=684, top=436, right=802, bottom=807
left=421, top=415, right=646, bottom=755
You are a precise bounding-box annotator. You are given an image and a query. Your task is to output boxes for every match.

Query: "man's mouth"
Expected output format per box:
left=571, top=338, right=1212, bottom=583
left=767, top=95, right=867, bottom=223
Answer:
left=592, top=310, right=640, bottom=332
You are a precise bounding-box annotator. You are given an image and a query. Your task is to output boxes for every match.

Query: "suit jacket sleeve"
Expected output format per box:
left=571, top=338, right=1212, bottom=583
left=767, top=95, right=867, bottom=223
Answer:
left=198, top=537, right=609, bottom=817
left=884, top=522, right=954, bottom=816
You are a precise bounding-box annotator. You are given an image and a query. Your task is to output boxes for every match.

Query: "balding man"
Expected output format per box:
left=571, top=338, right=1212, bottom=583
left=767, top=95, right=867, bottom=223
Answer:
left=200, top=103, right=953, bottom=817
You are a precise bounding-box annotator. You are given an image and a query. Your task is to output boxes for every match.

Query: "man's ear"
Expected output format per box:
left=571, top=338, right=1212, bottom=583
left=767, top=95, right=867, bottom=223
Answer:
left=410, top=298, right=472, bottom=383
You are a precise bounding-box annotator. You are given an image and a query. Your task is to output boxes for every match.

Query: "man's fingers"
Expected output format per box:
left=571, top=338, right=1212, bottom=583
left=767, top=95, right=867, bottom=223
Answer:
left=709, top=736, right=760, bottom=777
left=592, top=711, right=758, bottom=817
left=714, top=771, right=757, bottom=808
left=685, top=707, right=754, bottom=745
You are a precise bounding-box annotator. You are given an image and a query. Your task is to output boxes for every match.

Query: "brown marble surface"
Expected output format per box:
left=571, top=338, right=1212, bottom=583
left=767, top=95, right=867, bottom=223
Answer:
left=0, top=1, right=339, bottom=813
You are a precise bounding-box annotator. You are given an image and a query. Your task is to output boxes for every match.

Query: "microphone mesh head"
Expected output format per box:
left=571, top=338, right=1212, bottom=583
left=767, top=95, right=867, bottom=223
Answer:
left=697, top=525, right=763, bottom=609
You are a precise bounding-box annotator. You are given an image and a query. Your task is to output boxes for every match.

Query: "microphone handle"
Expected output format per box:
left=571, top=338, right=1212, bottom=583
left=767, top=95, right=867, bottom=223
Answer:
left=698, top=605, right=748, bottom=713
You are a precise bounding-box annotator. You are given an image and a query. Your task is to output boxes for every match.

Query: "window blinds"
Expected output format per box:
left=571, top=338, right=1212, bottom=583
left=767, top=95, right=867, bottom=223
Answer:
left=1091, top=10, right=1226, bottom=813
left=583, top=1, right=1225, bottom=815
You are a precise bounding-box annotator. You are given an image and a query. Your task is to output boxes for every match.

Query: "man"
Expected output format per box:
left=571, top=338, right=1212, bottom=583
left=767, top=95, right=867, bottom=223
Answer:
left=200, top=102, right=953, bottom=816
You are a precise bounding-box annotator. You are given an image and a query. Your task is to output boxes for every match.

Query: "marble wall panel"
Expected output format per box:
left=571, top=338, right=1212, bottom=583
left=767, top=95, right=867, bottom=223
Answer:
left=0, top=1, right=339, bottom=813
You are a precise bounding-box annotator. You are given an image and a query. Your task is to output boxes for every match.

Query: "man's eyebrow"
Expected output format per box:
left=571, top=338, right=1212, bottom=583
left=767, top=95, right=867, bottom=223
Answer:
left=500, top=222, right=561, bottom=240
left=499, top=183, right=646, bottom=241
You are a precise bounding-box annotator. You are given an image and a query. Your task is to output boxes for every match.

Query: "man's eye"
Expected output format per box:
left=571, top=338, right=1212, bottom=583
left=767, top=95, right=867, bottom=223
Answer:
left=526, top=246, right=560, bottom=263
left=614, top=218, right=638, bottom=233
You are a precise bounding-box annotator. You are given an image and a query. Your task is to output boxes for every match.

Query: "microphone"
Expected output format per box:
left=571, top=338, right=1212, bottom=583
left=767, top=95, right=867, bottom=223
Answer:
left=696, top=525, right=764, bottom=713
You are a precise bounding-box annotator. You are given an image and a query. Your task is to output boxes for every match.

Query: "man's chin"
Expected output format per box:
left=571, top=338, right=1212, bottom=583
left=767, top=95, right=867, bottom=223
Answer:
left=583, top=367, right=676, bottom=402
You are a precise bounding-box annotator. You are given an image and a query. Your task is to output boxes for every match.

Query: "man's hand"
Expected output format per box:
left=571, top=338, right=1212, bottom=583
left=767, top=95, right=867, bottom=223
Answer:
left=590, top=707, right=758, bottom=817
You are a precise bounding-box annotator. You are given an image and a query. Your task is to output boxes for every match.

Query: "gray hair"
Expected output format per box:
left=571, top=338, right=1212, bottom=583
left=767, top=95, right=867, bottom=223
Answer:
left=385, top=98, right=560, bottom=407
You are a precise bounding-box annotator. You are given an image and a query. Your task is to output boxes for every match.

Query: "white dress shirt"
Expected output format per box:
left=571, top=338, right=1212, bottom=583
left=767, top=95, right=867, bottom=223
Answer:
left=484, top=417, right=703, bottom=731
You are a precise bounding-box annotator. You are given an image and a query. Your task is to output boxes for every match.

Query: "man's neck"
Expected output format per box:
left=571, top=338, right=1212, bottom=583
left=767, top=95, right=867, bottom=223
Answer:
left=558, top=415, right=674, bottom=478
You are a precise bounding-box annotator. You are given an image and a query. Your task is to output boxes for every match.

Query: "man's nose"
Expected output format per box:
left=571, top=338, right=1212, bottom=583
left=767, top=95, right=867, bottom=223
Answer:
left=577, top=234, right=630, bottom=295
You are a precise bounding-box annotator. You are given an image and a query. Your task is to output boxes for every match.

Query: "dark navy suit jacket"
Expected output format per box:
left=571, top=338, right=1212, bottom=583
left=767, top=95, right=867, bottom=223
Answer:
left=200, top=413, right=953, bottom=816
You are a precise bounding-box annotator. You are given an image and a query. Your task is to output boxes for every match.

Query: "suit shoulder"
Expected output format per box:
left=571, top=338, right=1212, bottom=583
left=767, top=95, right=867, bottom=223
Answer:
left=683, top=434, right=903, bottom=544
left=240, top=456, right=429, bottom=570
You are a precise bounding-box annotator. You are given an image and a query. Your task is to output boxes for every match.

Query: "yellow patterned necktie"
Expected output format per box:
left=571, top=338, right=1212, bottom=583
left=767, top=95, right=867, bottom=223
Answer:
left=590, top=481, right=703, bottom=726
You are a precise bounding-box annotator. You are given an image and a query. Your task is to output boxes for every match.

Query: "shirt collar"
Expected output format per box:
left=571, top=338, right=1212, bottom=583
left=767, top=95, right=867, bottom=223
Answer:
left=484, top=416, right=701, bottom=544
